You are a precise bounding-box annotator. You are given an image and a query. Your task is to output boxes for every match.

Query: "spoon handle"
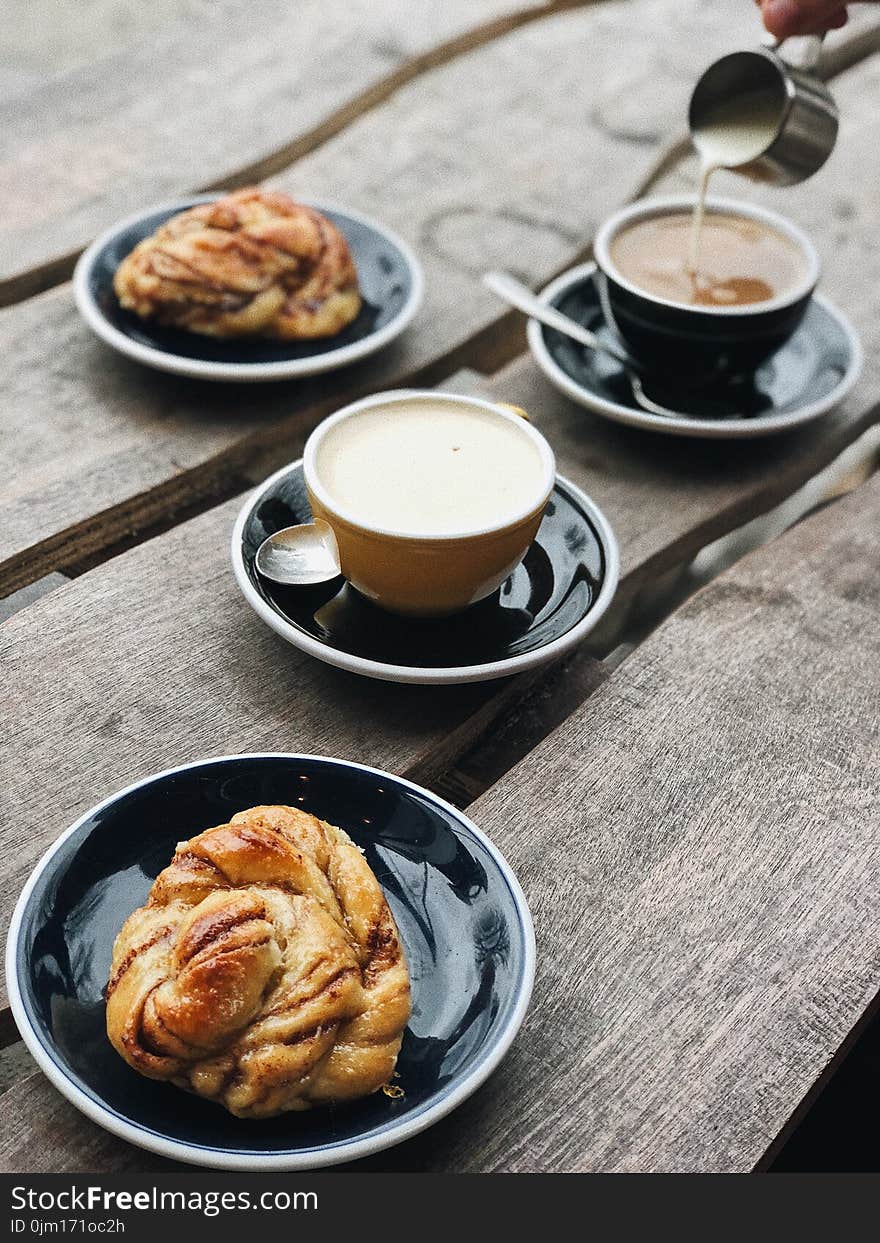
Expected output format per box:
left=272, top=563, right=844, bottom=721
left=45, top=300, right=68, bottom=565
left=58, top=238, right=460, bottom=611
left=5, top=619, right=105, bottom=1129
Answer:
left=483, top=270, right=633, bottom=368
left=484, top=270, right=694, bottom=421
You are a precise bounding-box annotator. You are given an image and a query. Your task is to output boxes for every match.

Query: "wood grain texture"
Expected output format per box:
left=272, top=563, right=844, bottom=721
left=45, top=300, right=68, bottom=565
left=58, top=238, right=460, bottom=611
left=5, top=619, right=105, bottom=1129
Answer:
left=391, top=471, right=880, bottom=1173
left=0, top=496, right=512, bottom=1002
left=5, top=459, right=879, bottom=1173
left=0, top=0, right=213, bottom=99
left=1, top=321, right=878, bottom=1000
left=4, top=1, right=880, bottom=1176
left=0, top=1075, right=180, bottom=1173
left=0, top=0, right=551, bottom=302
left=0, top=0, right=766, bottom=595
left=4, top=303, right=879, bottom=992
left=471, top=354, right=880, bottom=615
left=0, top=572, right=67, bottom=622
left=0, top=1042, right=34, bottom=1098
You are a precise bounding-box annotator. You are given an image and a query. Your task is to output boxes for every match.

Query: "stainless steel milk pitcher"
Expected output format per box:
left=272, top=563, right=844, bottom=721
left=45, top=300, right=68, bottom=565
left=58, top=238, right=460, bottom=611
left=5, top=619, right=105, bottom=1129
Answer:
left=688, top=36, right=839, bottom=186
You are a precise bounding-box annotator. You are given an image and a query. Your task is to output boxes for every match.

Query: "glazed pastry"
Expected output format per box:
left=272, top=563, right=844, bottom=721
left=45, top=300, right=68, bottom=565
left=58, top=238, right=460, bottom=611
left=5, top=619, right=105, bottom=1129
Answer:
left=113, top=188, right=361, bottom=339
left=106, top=805, right=410, bottom=1117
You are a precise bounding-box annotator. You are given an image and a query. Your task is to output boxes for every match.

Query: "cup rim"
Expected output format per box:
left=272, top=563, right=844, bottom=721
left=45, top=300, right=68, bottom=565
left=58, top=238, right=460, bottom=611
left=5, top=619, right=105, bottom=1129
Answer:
left=302, top=389, right=557, bottom=542
left=593, top=194, right=820, bottom=317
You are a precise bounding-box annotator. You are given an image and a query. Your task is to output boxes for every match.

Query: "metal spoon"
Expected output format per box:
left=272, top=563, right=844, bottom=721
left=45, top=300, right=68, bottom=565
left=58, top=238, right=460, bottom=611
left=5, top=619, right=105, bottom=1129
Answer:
left=255, top=518, right=341, bottom=586
left=483, top=270, right=635, bottom=368
left=483, top=270, right=689, bottom=420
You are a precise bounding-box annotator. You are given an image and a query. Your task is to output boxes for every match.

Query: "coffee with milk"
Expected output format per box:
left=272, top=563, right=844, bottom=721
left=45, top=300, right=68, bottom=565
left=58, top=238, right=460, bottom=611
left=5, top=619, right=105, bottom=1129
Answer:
left=610, top=80, right=807, bottom=309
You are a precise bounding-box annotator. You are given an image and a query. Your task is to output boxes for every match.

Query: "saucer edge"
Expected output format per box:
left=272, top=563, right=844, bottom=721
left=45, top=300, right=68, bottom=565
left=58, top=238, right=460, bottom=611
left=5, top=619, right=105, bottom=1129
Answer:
left=527, top=261, right=863, bottom=439
left=73, top=195, right=425, bottom=383
left=5, top=752, right=536, bottom=1171
left=231, top=462, right=620, bottom=684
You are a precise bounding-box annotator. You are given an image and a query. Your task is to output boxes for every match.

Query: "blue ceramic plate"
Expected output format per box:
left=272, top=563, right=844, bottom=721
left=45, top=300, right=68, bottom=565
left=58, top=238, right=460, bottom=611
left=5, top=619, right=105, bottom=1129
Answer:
left=6, top=755, right=534, bottom=1170
left=73, top=196, right=423, bottom=382
left=528, top=262, right=862, bottom=439
left=232, top=461, right=619, bottom=685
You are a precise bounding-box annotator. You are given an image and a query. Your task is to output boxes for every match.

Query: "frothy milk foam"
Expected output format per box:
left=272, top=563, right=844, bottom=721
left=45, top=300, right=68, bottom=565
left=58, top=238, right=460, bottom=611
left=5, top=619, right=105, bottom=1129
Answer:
left=315, top=400, right=546, bottom=536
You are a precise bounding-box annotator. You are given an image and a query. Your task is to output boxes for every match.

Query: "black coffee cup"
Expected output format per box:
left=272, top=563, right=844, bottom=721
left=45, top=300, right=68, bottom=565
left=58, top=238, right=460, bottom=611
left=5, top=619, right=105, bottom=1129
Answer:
left=593, top=196, right=820, bottom=384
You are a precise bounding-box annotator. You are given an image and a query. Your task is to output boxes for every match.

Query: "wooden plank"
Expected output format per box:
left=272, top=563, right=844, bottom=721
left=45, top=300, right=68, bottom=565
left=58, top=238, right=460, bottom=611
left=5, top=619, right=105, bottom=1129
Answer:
left=0, top=0, right=768, bottom=596
left=430, top=361, right=880, bottom=803
left=391, top=471, right=880, bottom=1173
left=0, top=0, right=554, bottom=303
left=0, top=1073, right=180, bottom=1173
left=6, top=462, right=879, bottom=1173
left=1, top=0, right=211, bottom=100
left=2, top=321, right=879, bottom=995
left=0, top=505, right=515, bottom=1006
left=0, top=1042, right=37, bottom=1097
left=0, top=572, right=68, bottom=622
left=3, top=2, right=875, bottom=1173
left=471, top=356, right=880, bottom=618
left=2, top=310, right=878, bottom=1019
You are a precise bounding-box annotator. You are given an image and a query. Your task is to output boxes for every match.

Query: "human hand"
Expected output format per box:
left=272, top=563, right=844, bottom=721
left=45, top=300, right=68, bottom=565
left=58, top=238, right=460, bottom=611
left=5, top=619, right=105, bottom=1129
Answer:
left=758, top=0, right=851, bottom=38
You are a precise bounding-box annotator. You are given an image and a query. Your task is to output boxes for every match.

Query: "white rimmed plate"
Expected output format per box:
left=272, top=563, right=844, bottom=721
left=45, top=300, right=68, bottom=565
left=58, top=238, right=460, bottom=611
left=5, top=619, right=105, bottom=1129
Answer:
left=6, top=753, right=535, bottom=1170
left=73, top=195, right=424, bottom=383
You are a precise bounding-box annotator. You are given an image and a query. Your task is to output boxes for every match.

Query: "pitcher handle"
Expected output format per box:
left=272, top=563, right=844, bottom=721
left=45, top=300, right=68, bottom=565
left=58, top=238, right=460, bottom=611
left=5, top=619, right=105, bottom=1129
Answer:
left=763, top=31, right=825, bottom=72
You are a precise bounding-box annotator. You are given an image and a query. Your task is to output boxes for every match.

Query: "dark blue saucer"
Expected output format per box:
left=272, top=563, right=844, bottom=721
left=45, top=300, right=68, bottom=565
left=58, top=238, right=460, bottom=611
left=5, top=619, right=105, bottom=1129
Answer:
left=232, top=461, right=619, bottom=684
left=7, top=755, right=534, bottom=1169
left=528, top=262, right=862, bottom=439
left=73, top=197, right=423, bottom=382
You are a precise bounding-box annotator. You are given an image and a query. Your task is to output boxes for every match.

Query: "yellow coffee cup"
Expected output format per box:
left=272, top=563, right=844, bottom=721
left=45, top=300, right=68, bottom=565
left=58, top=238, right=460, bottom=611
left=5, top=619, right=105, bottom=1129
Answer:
left=302, top=389, right=556, bottom=617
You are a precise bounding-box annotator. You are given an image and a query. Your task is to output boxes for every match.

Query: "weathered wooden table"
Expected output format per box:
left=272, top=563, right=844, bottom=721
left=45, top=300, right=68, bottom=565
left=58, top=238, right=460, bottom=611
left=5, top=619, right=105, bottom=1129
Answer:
left=2, top=0, right=879, bottom=1173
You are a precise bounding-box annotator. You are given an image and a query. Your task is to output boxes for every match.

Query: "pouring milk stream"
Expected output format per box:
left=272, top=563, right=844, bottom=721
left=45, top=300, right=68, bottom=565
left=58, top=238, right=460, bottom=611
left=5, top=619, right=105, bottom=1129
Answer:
left=685, top=35, right=838, bottom=289
left=688, top=85, right=785, bottom=275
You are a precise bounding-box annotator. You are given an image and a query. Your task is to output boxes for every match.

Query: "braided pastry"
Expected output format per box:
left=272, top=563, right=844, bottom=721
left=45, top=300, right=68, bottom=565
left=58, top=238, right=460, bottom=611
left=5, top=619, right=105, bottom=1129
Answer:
left=113, top=188, right=361, bottom=339
left=106, top=805, right=410, bottom=1117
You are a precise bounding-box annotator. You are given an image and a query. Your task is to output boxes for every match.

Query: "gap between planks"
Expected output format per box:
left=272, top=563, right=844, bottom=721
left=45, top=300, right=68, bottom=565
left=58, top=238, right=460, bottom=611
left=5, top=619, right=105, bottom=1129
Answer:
left=755, top=979, right=880, bottom=1171
left=418, top=440, right=880, bottom=809
left=4, top=459, right=880, bottom=1170
left=1, top=441, right=877, bottom=1056
left=0, top=325, right=520, bottom=598
left=7, top=15, right=880, bottom=602
left=4, top=16, right=879, bottom=600
left=0, top=142, right=751, bottom=599
left=0, top=650, right=609, bottom=1056
left=0, top=0, right=601, bottom=309
left=4, top=15, right=880, bottom=1106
